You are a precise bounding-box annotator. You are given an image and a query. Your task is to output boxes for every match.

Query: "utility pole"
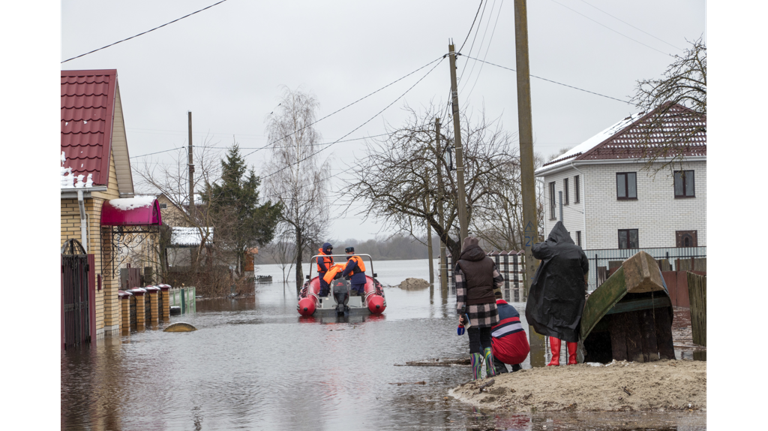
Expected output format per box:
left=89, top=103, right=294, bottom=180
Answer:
left=514, top=0, right=545, bottom=366
left=435, top=118, right=448, bottom=296
left=425, top=166, right=434, bottom=290
left=188, top=111, right=196, bottom=220
left=448, top=41, right=469, bottom=247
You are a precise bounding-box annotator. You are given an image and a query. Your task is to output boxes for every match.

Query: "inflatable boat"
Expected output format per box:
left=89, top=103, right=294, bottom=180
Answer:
left=297, top=254, right=386, bottom=317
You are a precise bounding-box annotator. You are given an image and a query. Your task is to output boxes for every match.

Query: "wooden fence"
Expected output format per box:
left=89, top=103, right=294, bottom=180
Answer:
left=687, top=272, right=707, bottom=346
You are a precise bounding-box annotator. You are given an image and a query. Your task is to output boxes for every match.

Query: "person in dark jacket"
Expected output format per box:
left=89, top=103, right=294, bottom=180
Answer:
left=456, top=237, right=504, bottom=380
left=317, top=243, right=334, bottom=297
left=525, top=221, right=589, bottom=366
left=342, top=246, right=367, bottom=297
left=491, top=293, right=530, bottom=374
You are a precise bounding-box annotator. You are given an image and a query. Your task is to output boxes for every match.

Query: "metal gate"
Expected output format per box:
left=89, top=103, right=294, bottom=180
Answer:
left=61, top=239, right=93, bottom=349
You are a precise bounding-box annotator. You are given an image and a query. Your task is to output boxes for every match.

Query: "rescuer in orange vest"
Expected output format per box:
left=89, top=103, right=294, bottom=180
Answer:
left=342, top=246, right=367, bottom=297
left=317, top=242, right=334, bottom=296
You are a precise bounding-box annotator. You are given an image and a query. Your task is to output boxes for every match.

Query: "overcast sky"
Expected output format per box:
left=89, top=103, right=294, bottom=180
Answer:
left=60, top=0, right=705, bottom=241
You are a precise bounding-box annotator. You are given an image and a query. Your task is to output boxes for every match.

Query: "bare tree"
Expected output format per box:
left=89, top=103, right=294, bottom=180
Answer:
left=263, top=87, right=331, bottom=293
left=134, top=140, right=228, bottom=295
left=345, top=105, right=523, bottom=260
left=631, top=38, right=707, bottom=170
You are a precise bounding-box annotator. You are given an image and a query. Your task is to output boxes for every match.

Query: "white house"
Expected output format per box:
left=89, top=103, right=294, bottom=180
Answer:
left=534, top=103, right=706, bottom=251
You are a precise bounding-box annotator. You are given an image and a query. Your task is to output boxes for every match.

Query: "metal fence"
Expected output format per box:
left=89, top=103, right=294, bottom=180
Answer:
left=446, top=252, right=527, bottom=303
left=585, top=246, right=707, bottom=291
left=169, top=286, right=197, bottom=314
left=447, top=246, right=706, bottom=296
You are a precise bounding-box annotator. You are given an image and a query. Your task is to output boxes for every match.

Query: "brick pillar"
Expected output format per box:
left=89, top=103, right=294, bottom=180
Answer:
left=131, top=288, right=146, bottom=330
left=119, top=292, right=131, bottom=334
left=159, top=284, right=171, bottom=320
left=147, top=287, right=159, bottom=324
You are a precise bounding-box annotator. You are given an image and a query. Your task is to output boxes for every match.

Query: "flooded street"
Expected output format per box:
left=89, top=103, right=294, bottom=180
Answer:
left=62, top=259, right=704, bottom=430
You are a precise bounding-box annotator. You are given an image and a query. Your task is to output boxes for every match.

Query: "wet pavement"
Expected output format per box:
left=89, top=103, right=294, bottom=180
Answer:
left=61, top=259, right=706, bottom=430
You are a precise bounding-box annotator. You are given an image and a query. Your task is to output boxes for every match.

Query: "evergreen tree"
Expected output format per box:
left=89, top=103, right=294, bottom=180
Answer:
left=203, top=144, right=281, bottom=275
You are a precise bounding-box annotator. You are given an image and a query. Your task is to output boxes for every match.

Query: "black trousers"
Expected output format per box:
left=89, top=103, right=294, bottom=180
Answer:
left=467, top=327, right=492, bottom=354
left=319, top=276, right=330, bottom=296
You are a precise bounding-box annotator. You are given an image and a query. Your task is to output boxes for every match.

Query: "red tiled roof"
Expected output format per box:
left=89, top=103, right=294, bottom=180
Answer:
left=579, top=103, right=706, bottom=161
left=61, top=70, right=117, bottom=186
left=540, top=103, right=706, bottom=170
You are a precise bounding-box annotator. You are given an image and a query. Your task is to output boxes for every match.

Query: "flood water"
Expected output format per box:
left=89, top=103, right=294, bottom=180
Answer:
left=61, top=259, right=704, bottom=430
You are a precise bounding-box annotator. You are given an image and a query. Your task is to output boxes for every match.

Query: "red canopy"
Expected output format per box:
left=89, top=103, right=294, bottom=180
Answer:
left=100, top=197, right=162, bottom=226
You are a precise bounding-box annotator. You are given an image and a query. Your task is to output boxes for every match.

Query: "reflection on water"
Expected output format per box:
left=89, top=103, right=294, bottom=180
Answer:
left=62, top=259, right=702, bottom=430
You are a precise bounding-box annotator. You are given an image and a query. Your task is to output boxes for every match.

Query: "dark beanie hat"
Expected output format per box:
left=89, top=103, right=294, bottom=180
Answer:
left=494, top=289, right=502, bottom=300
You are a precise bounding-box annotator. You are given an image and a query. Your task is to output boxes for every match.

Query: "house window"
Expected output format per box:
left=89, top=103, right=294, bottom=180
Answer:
left=674, top=170, right=695, bottom=198
left=563, top=178, right=569, bottom=205
left=549, top=182, right=556, bottom=220
left=618, top=229, right=639, bottom=249
left=574, top=175, right=580, bottom=203
left=576, top=231, right=582, bottom=247
left=676, top=230, right=698, bottom=247
left=616, top=172, right=637, bottom=200
left=160, top=203, right=167, bottom=209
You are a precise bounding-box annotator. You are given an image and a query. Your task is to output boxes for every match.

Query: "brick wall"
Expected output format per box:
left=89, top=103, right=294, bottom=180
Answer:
left=540, top=160, right=706, bottom=250
left=540, top=167, right=586, bottom=246
left=581, top=160, right=706, bottom=249
left=61, top=152, right=123, bottom=337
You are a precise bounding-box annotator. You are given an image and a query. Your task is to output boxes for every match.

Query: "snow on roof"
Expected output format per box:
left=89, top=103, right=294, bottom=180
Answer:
left=536, top=111, right=646, bottom=174
left=107, top=195, right=156, bottom=211
left=61, top=151, right=94, bottom=188
left=171, top=227, right=214, bottom=246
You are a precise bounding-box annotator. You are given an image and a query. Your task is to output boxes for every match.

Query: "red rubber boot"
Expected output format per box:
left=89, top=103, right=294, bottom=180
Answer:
left=547, top=337, right=561, bottom=366
left=567, top=342, right=578, bottom=365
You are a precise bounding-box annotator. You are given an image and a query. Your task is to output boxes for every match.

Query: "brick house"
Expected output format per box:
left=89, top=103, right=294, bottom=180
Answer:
left=61, top=69, right=162, bottom=342
left=534, top=103, right=706, bottom=251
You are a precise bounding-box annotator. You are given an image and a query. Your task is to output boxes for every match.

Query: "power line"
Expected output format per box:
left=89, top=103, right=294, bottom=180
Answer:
left=547, top=0, right=673, bottom=57
left=61, top=0, right=228, bottom=63
left=243, top=56, right=445, bottom=159
left=461, top=55, right=632, bottom=104
left=261, top=57, right=445, bottom=180
left=462, top=0, right=504, bottom=101
left=457, top=0, right=490, bottom=87
left=577, top=0, right=682, bottom=51
left=459, top=0, right=493, bottom=94
left=459, top=1, right=485, bottom=53
left=130, top=147, right=185, bottom=159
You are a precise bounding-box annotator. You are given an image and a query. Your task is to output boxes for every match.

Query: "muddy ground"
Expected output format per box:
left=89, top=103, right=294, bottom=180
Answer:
left=450, top=359, right=705, bottom=413
left=450, top=307, right=706, bottom=414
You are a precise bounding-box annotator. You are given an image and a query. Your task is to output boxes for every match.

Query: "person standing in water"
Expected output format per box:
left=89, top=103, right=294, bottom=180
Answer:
left=455, top=237, right=504, bottom=380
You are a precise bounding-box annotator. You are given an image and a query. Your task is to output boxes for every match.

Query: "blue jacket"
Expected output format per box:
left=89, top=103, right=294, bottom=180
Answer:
left=342, top=257, right=367, bottom=285
left=317, top=242, right=334, bottom=272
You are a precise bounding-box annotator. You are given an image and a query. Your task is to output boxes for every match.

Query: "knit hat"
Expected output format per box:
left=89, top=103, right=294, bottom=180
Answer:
left=495, top=289, right=503, bottom=300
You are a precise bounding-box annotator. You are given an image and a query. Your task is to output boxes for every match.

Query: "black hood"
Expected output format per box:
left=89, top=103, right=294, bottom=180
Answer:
left=546, top=221, right=574, bottom=246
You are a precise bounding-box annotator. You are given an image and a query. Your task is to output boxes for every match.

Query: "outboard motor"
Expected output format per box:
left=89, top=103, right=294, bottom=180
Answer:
left=332, top=279, right=349, bottom=314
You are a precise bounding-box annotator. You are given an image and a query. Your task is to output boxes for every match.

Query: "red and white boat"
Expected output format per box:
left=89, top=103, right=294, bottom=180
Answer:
left=297, top=254, right=386, bottom=317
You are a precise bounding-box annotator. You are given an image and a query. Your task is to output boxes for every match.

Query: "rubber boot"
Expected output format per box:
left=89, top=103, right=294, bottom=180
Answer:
left=484, top=348, right=497, bottom=377
left=470, top=353, right=484, bottom=381
left=567, top=342, right=578, bottom=365
left=547, top=337, right=561, bottom=366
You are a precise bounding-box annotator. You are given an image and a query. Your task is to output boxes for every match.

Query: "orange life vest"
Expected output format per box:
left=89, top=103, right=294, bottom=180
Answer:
left=346, top=255, right=366, bottom=275
left=317, top=249, right=334, bottom=273
left=323, top=264, right=346, bottom=284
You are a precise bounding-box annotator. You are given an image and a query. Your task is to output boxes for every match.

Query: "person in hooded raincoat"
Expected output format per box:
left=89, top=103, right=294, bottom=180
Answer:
left=455, top=237, right=504, bottom=380
left=317, top=243, right=334, bottom=297
left=525, top=221, right=589, bottom=366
